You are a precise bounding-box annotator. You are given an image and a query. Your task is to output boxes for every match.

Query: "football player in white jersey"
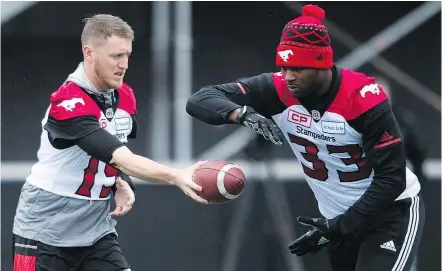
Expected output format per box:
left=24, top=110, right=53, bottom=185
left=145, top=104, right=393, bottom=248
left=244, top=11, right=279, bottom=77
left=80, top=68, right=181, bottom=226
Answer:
left=186, top=5, right=424, bottom=271
left=12, top=14, right=208, bottom=271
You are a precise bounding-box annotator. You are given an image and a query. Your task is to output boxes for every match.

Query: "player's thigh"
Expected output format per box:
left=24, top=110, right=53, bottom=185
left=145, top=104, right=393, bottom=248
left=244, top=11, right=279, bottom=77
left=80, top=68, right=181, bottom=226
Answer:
left=356, top=195, right=425, bottom=271
left=326, top=239, right=359, bottom=271
left=81, top=233, right=130, bottom=271
left=13, top=234, right=78, bottom=271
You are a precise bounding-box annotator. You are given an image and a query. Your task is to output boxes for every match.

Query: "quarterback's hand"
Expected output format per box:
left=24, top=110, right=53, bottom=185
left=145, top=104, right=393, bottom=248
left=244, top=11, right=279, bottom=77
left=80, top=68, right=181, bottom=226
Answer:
left=236, top=106, right=285, bottom=146
left=172, top=161, right=209, bottom=204
left=110, top=178, right=135, bottom=216
left=288, top=216, right=341, bottom=256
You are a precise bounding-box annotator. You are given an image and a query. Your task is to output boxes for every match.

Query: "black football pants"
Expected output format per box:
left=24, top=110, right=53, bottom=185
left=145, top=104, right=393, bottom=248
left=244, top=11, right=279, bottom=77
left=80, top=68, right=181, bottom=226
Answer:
left=13, top=233, right=130, bottom=271
left=327, top=194, right=425, bottom=271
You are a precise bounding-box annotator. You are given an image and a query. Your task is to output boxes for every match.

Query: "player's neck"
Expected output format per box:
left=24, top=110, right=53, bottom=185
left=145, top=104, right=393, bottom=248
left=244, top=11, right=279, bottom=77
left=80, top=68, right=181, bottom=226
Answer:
left=83, top=62, right=108, bottom=92
left=316, top=68, right=333, bottom=96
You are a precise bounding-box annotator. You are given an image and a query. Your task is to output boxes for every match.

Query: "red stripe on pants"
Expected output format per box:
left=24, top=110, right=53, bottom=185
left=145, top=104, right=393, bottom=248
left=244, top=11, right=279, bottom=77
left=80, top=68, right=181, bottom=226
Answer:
left=14, top=254, right=36, bottom=271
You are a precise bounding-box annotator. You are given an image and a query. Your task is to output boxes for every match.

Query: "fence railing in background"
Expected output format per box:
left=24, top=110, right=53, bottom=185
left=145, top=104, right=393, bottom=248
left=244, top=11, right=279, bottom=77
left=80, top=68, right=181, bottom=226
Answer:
left=173, top=1, right=193, bottom=162
left=149, top=1, right=172, bottom=161
left=1, top=159, right=440, bottom=183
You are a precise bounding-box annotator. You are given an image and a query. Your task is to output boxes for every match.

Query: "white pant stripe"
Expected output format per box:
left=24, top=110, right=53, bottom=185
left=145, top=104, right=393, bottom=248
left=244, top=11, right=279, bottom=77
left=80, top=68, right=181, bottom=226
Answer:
left=397, top=196, right=420, bottom=271
left=392, top=196, right=420, bottom=271
left=14, top=243, right=37, bottom=250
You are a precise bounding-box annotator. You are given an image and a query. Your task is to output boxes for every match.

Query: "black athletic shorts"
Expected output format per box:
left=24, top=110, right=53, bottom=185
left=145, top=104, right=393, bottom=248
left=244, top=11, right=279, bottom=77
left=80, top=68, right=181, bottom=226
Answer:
left=327, top=194, right=425, bottom=271
left=12, top=233, right=130, bottom=271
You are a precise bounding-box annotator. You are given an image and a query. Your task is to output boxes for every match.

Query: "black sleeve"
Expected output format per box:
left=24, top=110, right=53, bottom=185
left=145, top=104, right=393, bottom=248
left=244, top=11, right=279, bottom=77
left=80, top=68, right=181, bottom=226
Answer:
left=74, top=129, right=125, bottom=163
left=44, top=115, right=124, bottom=163
left=393, top=108, right=426, bottom=178
left=186, top=73, right=286, bottom=125
left=403, top=131, right=426, bottom=179
left=44, top=115, right=101, bottom=148
left=341, top=100, right=406, bottom=238
left=128, top=114, right=138, bottom=139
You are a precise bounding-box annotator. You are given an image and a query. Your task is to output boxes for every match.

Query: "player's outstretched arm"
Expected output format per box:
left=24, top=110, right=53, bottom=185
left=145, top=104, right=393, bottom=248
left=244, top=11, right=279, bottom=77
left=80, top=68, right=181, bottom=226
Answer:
left=46, top=117, right=208, bottom=204
left=186, top=73, right=286, bottom=145
left=110, top=146, right=180, bottom=183
left=109, top=146, right=208, bottom=204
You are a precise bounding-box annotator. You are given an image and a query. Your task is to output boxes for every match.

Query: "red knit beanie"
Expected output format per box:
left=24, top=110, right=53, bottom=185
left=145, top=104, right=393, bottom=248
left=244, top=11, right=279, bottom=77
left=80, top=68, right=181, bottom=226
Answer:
left=276, top=4, right=333, bottom=69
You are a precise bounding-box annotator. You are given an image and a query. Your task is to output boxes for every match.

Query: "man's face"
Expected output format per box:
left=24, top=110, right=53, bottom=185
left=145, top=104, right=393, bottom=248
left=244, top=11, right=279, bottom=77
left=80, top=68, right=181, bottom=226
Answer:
left=86, top=35, right=132, bottom=90
left=282, top=67, right=321, bottom=98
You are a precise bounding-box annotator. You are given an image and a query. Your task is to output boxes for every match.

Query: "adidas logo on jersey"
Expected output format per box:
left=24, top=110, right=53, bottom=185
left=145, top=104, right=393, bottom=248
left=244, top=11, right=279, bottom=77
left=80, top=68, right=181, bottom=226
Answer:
left=380, top=240, right=396, bottom=252
left=380, top=132, right=394, bottom=142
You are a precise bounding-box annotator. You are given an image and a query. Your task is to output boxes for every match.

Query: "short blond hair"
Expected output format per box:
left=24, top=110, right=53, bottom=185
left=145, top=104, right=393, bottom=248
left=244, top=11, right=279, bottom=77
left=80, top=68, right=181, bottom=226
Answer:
left=81, top=14, right=134, bottom=46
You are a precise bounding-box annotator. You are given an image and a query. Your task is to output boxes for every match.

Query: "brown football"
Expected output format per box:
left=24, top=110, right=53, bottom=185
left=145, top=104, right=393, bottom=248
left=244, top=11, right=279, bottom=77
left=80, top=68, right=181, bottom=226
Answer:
left=193, top=160, right=245, bottom=204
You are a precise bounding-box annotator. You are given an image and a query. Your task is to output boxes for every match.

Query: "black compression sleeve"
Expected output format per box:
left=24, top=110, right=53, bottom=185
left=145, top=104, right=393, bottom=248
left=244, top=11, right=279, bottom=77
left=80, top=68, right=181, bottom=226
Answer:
left=393, top=107, right=426, bottom=177
left=75, top=129, right=125, bottom=164
left=186, top=73, right=285, bottom=125
left=128, top=114, right=138, bottom=139
left=341, top=100, right=406, bottom=238
left=44, top=115, right=101, bottom=149
left=45, top=115, right=124, bottom=163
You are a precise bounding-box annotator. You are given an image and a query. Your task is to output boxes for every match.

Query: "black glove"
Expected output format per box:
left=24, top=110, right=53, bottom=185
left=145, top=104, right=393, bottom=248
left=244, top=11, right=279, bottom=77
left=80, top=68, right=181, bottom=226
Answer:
left=236, top=106, right=285, bottom=146
left=288, top=216, right=341, bottom=256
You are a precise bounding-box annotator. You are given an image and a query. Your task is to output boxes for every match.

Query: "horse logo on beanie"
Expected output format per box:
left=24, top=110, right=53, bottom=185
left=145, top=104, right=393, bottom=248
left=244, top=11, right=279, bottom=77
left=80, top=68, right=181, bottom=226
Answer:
left=278, top=49, right=294, bottom=62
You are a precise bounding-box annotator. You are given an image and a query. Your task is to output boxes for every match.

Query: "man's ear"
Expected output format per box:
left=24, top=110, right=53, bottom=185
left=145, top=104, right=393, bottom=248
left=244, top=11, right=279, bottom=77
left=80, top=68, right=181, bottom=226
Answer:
left=83, top=44, right=94, bottom=63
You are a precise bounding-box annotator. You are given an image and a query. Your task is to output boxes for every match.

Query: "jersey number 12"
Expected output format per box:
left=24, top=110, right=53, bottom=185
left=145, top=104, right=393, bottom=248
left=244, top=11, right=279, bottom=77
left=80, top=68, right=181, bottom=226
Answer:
left=76, top=157, right=118, bottom=198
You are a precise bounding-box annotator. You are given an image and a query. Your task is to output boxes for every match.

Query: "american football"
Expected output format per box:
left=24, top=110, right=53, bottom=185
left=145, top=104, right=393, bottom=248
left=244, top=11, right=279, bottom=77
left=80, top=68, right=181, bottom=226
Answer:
left=193, top=160, right=245, bottom=204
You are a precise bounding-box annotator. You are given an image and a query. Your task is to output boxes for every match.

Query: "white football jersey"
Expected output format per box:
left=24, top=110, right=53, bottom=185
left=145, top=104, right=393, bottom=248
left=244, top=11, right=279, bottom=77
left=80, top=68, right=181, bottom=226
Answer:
left=271, top=71, right=420, bottom=219
left=26, top=82, right=137, bottom=200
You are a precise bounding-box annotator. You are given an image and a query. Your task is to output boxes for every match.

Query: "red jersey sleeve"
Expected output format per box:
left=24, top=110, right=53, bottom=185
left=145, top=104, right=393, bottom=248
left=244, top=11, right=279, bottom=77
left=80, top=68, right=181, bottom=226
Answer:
left=117, top=83, right=137, bottom=115
left=49, top=82, right=101, bottom=121
left=350, top=83, right=388, bottom=119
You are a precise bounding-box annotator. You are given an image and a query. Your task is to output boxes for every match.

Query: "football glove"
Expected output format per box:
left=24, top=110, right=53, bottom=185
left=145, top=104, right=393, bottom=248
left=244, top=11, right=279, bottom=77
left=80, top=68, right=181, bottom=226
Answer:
left=236, top=106, right=285, bottom=146
left=288, top=216, right=341, bottom=256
